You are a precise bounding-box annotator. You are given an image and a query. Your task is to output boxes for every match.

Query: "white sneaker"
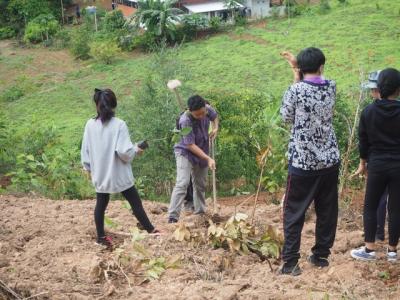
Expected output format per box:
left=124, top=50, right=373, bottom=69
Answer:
left=387, top=249, right=397, bottom=262
left=350, top=246, right=376, bottom=261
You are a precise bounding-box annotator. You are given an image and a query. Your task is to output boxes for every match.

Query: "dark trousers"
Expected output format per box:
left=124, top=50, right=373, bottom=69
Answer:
left=95, top=186, right=154, bottom=238
left=282, top=169, right=339, bottom=264
left=184, top=177, right=194, bottom=206
left=364, top=168, right=400, bottom=247
left=376, top=188, right=388, bottom=240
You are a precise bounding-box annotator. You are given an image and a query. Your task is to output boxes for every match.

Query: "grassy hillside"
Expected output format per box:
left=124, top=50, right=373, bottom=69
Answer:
left=1, top=0, right=399, bottom=198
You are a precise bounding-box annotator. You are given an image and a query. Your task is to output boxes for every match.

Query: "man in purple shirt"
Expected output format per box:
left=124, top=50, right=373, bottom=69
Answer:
left=168, top=95, right=219, bottom=223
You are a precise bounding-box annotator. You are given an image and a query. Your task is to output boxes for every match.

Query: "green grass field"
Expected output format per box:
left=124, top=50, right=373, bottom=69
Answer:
left=1, top=0, right=399, bottom=144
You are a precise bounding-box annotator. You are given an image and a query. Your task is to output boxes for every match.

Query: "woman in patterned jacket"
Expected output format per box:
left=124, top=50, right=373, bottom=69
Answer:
left=279, top=47, right=340, bottom=276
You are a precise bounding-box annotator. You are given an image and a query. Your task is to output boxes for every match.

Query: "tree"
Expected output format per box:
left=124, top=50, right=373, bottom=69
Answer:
left=3, top=0, right=70, bottom=31
left=24, top=14, right=59, bottom=43
left=134, top=0, right=183, bottom=43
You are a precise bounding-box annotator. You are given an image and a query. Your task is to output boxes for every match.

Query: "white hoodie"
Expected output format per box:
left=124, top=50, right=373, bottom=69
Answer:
left=81, top=117, right=138, bottom=193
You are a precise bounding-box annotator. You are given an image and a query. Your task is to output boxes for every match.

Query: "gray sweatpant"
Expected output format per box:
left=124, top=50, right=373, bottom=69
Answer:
left=168, top=154, right=208, bottom=220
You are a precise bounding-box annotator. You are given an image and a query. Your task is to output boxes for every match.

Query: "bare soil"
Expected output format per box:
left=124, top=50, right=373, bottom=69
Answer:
left=0, top=192, right=399, bottom=300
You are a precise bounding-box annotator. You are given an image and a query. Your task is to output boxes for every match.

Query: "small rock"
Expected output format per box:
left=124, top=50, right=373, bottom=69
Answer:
left=0, top=257, right=10, bottom=268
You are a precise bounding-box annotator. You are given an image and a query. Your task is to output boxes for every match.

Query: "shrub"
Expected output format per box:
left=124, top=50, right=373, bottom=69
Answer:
left=131, top=32, right=158, bottom=52
left=103, top=10, right=126, bottom=32
left=209, top=17, right=221, bottom=32
left=89, top=40, right=121, bottom=64
left=8, top=125, right=93, bottom=199
left=0, top=111, right=17, bottom=174
left=52, top=28, right=71, bottom=49
left=235, top=16, right=247, bottom=27
left=0, top=27, right=16, bottom=40
left=70, top=27, right=91, bottom=60
left=24, top=14, right=59, bottom=43
left=178, top=14, right=208, bottom=41
left=204, top=90, right=287, bottom=190
left=9, top=148, right=93, bottom=199
left=118, top=34, right=136, bottom=51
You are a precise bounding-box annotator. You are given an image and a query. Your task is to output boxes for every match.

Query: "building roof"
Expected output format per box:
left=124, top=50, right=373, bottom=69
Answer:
left=118, top=5, right=137, bottom=17
left=183, top=1, right=243, bottom=13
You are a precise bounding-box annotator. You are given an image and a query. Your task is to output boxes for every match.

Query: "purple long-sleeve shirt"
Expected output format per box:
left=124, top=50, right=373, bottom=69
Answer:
left=174, top=105, right=218, bottom=168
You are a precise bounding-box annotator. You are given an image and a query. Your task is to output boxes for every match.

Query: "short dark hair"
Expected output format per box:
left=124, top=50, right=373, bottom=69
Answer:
left=297, top=47, right=326, bottom=74
left=188, top=95, right=206, bottom=111
left=93, top=88, right=117, bottom=123
left=378, top=68, right=400, bottom=99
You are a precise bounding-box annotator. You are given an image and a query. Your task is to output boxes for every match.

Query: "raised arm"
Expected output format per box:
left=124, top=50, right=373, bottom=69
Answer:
left=281, top=51, right=301, bottom=83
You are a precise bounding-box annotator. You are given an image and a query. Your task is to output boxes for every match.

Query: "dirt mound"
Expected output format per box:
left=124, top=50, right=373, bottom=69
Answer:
left=0, top=194, right=399, bottom=299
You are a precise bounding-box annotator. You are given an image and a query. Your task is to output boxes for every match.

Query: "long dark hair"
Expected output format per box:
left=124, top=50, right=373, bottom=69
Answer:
left=378, top=68, right=400, bottom=99
left=93, top=88, right=117, bottom=123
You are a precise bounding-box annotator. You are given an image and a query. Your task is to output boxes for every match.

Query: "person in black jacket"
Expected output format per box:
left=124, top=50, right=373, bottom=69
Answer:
left=351, top=68, right=400, bottom=262
left=361, top=70, right=388, bottom=242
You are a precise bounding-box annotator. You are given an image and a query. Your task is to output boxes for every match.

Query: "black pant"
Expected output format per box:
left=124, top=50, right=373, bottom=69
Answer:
left=184, top=177, right=194, bottom=202
left=364, top=168, right=400, bottom=247
left=95, top=186, right=154, bottom=238
left=282, top=170, right=339, bottom=264
left=376, top=188, right=388, bottom=240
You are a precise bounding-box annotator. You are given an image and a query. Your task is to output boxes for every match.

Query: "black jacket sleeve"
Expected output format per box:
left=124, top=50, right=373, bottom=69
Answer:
left=358, top=109, right=369, bottom=160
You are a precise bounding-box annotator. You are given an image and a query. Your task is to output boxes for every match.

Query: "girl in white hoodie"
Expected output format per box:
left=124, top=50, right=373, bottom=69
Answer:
left=81, top=88, right=159, bottom=248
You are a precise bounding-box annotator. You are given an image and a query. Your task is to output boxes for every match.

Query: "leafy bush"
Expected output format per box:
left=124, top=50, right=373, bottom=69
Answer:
left=5, top=0, right=53, bottom=30
left=9, top=149, right=93, bottom=199
left=0, top=111, right=17, bottom=174
left=204, top=90, right=287, bottom=191
left=209, top=17, right=221, bottom=32
left=89, top=40, right=121, bottom=64
left=24, top=14, right=59, bottom=43
left=178, top=14, right=208, bottom=41
left=52, top=28, right=71, bottom=49
left=24, top=22, right=43, bottom=43
left=131, top=32, right=158, bottom=52
left=8, top=125, right=93, bottom=199
left=0, top=27, right=16, bottom=40
left=103, top=10, right=126, bottom=32
left=235, top=16, right=247, bottom=27
left=118, top=34, right=136, bottom=51
left=69, top=27, right=91, bottom=60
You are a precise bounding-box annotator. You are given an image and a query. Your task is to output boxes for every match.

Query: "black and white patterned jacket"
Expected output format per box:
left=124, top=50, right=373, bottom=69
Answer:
left=280, top=80, right=340, bottom=171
